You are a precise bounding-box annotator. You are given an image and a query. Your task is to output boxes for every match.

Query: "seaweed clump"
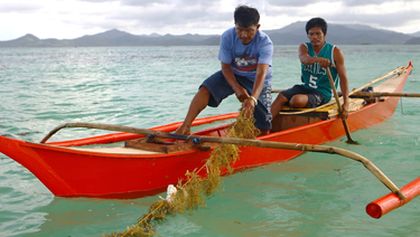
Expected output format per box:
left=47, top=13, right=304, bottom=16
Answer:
left=107, top=108, right=259, bottom=237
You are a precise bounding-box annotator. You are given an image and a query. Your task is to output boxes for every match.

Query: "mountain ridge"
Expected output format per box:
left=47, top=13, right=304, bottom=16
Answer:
left=0, top=22, right=417, bottom=47
left=409, top=31, right=420, bottom=37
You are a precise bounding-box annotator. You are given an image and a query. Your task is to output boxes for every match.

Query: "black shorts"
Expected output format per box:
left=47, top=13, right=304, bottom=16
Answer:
left=281, top=85, right=325, bottom=108
left=201, top=71, right=272, bottom=131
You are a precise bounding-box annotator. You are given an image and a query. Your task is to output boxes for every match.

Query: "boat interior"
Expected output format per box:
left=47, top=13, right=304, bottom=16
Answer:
left=118, top=96, right=367, bottom=154
left=64, top=95, right=370, bottom=155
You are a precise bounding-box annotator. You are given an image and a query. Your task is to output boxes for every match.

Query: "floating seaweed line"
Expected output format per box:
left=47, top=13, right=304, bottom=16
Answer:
left=107, top=108, right=259, bottom=237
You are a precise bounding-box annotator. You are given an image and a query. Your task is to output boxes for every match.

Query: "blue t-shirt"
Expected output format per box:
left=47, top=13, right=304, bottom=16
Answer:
left=218, top=27, right=273, bottom=86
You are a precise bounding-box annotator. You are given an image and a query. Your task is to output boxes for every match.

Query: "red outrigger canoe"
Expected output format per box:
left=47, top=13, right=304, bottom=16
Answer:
left=0, top=63, right=417, bottom=207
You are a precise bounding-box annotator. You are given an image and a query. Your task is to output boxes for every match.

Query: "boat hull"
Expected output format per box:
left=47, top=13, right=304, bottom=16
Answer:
left=0, top=64, right=412, bottom=198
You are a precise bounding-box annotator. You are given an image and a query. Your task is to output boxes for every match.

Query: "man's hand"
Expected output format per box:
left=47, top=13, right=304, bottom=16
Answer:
left=235, top=87, right=250, bottom=102
left=317, top=57, right=331, bottom=68
left=242, top=96, right=257, bottom=118
left=340, top=100, right=349, bottom=119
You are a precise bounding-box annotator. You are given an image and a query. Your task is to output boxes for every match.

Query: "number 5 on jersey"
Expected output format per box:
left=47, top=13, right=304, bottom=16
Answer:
left=309, top=75, right=318, bottom=89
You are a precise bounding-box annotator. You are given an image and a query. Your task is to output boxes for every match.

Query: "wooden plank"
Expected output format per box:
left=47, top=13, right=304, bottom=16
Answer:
left=125, top=138, right=211, bottom=153
left=271, top=112, right=327, bottom=132
left=69, top=147, right=162, bottom=155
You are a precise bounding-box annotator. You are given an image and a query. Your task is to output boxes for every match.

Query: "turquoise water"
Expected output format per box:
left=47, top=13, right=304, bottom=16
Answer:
left=0, top=45, right=419, bottom=237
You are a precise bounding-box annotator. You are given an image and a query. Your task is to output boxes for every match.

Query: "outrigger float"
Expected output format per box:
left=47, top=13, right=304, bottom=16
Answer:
left=0, top=62, right=418, bottom=218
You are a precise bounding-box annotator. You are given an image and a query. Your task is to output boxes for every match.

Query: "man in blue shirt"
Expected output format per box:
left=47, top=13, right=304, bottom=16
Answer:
left=175, top=5, right=273, bottom=135
left=271, top=17, right=349, bottom=120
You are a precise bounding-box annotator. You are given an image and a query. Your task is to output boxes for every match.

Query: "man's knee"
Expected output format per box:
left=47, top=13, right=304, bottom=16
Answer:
left=198, top=86, right=209, bottom=94
left=289, top=95, right=308, bottom=108
left=197, top=86, right=211, bottom=99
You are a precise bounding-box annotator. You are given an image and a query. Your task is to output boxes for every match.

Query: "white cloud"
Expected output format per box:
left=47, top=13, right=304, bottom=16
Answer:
left=0, top=0, right=419, bottom=40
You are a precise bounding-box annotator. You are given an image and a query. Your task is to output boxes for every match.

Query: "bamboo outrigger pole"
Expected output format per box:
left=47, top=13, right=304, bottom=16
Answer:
left=42, top=122, right=420, bottom=218
left=350, top=91, right=420, bottom=98
left=41, top=122, right=404, bottom=199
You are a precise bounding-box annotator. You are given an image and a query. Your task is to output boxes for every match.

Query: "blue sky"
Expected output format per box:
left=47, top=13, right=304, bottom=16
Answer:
left=0, top=0, right=419, bottom=40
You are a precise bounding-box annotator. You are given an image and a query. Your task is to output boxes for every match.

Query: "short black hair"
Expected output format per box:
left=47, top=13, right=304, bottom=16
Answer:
left=234, top=5, right=260, bottom=27
left=305, top=17, right=327, bottom=35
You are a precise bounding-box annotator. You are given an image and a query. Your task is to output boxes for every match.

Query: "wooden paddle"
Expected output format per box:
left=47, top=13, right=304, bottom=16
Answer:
left=326, top=67, right=359, bottom=145
left=41, top=122, right=404, bottom=199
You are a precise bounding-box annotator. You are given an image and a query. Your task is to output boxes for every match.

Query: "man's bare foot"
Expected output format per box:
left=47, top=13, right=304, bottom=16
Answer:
left=174, top=125, right=191, bottom=135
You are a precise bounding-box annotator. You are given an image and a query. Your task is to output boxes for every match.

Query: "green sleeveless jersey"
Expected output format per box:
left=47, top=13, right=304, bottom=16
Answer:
left=301, top=42, right=338, bottom=102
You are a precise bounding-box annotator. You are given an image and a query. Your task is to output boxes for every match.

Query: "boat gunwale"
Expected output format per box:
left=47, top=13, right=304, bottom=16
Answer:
left=18, top=99, right=386, bottom=159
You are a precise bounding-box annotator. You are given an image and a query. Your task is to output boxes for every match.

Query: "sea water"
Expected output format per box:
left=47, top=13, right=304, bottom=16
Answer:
left=0, top=45, right=419, bottom=237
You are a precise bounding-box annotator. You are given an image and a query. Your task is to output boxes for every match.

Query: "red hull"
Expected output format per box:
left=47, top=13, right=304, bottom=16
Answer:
left=0, top=64, right=413, bottom=198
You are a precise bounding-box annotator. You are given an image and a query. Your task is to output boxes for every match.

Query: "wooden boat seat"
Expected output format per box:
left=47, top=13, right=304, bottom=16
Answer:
left=272, top=97, right=365, bottom=132
left=315, top=98, right=365, bottom=117
left=272, top=110, right=328, bottom=132
left=124, top=137, right=211, bottom=154
left=279, top=97, right=365, bottom=116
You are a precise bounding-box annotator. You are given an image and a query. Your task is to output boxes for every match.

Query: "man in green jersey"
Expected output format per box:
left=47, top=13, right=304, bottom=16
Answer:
left=271, top=17, right=349, bottom=120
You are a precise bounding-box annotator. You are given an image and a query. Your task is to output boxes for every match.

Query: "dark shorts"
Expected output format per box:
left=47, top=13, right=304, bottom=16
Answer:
left=281, top=85, right=325, bottom=108
left=201, top=71, right=272, bottom=131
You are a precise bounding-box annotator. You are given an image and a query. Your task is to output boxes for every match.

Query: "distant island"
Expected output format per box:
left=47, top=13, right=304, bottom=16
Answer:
left=0, top=21, right=419, bottom=47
